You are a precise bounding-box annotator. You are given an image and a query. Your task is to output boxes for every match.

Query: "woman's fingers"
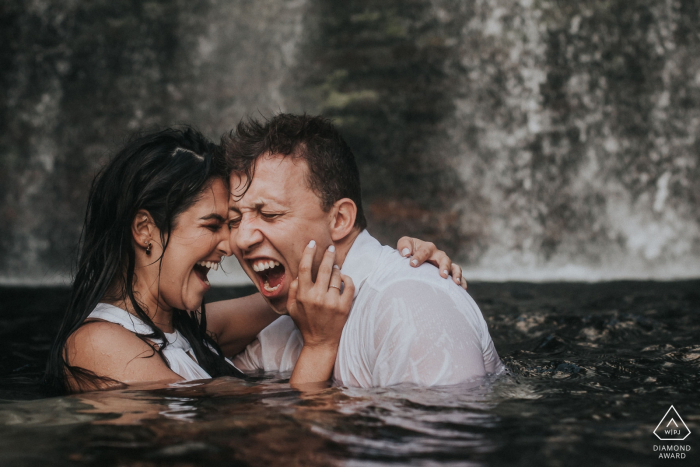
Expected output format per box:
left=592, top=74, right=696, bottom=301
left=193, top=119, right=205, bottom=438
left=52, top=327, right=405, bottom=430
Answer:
left=412, top=242, right=454, bottom=279
left=286, top=277, right=300, bottom=316
left=397, top=236, right=414, bottom=258
left=314, top=245, right=337, bottom=291
left=288, top=269, right=353, bottom=352
left=329, top=265, right=342, bottom=293
left=397, top=236, right=466, bottom=287
left=434, top=250, right=452, bottom=279
left=297, top=240, right=317, bottom=286
left=409, top=241, right=435, bottom=267
left=338, top=274, right=355, bottom=310
left=397, top=237, right=448, bottom=274
left=451, top=262, right=463, bottom=286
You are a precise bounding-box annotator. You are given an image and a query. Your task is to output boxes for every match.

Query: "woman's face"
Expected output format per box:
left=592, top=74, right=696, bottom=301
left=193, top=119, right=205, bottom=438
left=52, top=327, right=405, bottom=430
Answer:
left=154, top=178, right=232, bottom=311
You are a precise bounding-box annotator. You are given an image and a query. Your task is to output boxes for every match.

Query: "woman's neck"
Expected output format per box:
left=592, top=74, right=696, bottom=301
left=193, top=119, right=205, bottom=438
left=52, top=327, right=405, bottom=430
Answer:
left=103, top=281, right=175, bottom=333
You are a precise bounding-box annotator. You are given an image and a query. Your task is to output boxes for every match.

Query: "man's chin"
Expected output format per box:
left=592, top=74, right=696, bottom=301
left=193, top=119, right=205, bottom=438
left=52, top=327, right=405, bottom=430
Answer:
left=249, top=274, right=289, bottom=314
left=237, top=258, right=292, bottom=314
left=263, top=294, right=289, bottom=315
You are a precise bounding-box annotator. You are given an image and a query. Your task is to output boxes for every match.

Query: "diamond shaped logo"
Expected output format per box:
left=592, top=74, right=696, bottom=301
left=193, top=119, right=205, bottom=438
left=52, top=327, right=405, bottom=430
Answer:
left=654, top=406, right=691, bottom=441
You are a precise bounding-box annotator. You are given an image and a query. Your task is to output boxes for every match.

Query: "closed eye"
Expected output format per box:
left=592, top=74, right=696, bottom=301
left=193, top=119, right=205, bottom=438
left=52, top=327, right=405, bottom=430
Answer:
left=204, top=223, right=223, bottom=232
left=261, top=212, right=282, bottom=221
left=199, top=214, right=227, bottom=232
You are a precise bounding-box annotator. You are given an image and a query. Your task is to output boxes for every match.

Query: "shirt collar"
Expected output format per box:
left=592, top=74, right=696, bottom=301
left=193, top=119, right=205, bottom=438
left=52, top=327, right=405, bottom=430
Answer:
left=340, top=229, right=383, bottom=299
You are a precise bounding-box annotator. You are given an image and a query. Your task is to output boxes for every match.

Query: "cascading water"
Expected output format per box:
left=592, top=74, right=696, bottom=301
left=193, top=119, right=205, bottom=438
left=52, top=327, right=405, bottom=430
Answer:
left=2, top=0, right=699, bottom=284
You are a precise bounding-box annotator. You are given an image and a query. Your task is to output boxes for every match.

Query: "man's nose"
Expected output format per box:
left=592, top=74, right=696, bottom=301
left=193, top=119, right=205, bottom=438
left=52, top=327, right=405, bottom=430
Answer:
left=235, top=217, right=264, bottom=252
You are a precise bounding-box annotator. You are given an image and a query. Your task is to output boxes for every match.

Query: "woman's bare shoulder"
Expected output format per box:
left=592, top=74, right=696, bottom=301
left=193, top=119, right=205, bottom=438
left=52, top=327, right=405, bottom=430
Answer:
left=65, top=320, right=180, bottom=386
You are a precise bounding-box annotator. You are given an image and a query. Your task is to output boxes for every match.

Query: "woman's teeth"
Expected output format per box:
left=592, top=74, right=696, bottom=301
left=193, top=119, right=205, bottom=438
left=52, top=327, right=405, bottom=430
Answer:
left=196, top=260, right=219, bottom=271
left=252, top=260, right=280, bottom=272
left=263, top=281, right=280, bottom=292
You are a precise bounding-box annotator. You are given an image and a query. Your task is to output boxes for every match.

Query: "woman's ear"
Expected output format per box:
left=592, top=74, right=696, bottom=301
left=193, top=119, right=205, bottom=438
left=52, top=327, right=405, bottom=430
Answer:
left=330, top=198, right=358, bottom=242
left=132, top=209, right=155, bottom=254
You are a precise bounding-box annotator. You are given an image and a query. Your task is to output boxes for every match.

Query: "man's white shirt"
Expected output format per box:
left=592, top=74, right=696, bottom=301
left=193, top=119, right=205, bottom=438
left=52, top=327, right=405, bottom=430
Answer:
left=233, top=230, right=505, bottom=387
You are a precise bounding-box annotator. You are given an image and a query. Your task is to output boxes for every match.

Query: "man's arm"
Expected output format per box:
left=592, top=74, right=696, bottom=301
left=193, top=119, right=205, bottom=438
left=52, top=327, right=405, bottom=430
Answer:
left=205, top=293, right=280, bottom=357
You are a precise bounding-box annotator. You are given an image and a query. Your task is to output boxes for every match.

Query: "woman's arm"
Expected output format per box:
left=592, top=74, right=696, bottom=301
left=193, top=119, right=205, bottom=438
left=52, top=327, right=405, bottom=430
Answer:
left=65, top=321, right=182, bottom=392
left=206, top=293, right=279, bottom=357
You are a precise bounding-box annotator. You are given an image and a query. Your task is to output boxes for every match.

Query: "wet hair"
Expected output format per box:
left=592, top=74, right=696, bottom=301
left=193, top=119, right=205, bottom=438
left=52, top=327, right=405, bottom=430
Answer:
left=43, top=128, right=245, bottom=394
left=222, top=113, right=367, bottom=230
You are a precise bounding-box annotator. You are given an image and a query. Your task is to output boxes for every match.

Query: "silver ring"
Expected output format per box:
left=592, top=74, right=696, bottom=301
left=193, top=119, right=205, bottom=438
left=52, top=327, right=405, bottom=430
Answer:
left=329, top=285, right=341, bottom=290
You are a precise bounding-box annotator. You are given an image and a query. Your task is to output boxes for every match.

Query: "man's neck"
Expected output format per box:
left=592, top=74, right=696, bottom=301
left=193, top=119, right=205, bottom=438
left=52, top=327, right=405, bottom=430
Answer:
left=332, top=228, right=362, bottom=269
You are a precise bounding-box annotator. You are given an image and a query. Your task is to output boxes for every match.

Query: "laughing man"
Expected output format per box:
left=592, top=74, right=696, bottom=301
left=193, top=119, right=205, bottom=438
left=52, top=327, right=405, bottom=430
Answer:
left=224, top=114, right=504, bottom=387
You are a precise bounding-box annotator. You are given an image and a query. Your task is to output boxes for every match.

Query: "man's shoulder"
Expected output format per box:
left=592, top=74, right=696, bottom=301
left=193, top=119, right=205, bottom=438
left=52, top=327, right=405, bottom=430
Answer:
left=363, top=245, right=457, bottom=297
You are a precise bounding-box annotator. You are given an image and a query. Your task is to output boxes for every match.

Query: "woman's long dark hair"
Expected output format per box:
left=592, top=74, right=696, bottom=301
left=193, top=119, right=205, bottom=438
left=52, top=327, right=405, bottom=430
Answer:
left=43, top=128, right=244, bottom=394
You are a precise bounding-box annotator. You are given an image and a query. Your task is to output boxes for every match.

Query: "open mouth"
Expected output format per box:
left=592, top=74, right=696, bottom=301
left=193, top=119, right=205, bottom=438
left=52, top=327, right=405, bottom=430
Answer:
left=249, top=258, right=286, bottom=294
left=193, top=260, right=219, bottom=287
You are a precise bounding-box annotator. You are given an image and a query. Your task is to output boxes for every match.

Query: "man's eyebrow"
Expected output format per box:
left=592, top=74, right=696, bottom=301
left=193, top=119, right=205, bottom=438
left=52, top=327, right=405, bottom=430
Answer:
left=199, top=213, right=227, bottom=222
left=230, top=201, right=272, bottom=212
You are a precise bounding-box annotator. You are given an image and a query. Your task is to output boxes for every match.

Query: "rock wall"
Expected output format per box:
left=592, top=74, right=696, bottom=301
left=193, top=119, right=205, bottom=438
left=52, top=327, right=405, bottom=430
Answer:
left=1, top=0, right=699, bottom=283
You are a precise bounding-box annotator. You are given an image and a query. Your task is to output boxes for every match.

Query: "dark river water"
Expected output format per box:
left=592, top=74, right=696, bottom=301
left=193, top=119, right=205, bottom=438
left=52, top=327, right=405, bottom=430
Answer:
left=0, top=282, right=698, bottom=466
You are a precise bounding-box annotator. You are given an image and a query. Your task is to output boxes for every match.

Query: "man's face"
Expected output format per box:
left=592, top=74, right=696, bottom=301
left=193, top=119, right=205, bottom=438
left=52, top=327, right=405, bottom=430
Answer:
left=228, top=154, right=333, bottom=313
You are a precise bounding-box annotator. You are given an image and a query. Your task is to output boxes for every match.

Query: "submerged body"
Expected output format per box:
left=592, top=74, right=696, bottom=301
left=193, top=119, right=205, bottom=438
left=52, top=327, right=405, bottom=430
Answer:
left=235, top=231, right=504, bottom=387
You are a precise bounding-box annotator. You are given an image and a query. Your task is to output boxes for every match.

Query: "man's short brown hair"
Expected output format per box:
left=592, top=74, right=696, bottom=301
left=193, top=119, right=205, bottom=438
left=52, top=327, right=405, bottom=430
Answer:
left=222, top=113, right=367, bottom=230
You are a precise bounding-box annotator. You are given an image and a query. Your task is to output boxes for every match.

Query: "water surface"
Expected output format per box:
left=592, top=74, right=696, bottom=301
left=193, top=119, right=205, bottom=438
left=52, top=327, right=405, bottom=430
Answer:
left=0, top=282, right=698, bottom=466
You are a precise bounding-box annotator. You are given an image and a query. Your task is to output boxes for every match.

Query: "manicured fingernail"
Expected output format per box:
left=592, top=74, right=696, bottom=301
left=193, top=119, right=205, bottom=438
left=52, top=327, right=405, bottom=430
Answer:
left=402, top=248, right=410, bottom=257
left=411, top=259, right=418, bottom=266
left=328, top=245, right=335, bottom=252
left=443, top=270, right=449, bottom=277
left=333, top=264, right=339, bottom=269
left=308, top=240, right=316, bottom=248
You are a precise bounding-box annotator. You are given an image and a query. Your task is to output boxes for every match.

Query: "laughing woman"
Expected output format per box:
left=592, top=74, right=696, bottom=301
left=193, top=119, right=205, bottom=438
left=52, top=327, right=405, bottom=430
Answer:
left=43, top=128, right=466, bottom=394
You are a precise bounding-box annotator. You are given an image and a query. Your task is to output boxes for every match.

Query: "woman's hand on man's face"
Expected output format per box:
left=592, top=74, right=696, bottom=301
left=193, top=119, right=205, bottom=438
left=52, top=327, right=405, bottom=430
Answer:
left=286, top=241, right=355, bottom=386
left=286, top=241, right=355, bottom=350
left=396, top=237, right=467, bottom=290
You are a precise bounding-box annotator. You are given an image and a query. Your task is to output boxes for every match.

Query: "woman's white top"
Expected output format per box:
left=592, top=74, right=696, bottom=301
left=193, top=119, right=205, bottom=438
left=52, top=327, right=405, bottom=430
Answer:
left=88, top=303, right=212, bottom=381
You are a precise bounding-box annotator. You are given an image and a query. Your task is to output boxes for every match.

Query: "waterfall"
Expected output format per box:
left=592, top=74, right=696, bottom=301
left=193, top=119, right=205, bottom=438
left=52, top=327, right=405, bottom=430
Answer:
left=2, top=0, right=699, bottom=284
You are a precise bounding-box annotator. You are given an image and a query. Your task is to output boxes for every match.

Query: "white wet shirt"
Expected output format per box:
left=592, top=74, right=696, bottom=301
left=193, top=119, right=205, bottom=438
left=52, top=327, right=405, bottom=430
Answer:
left=88, top=303, right=213, bottom=381
left=234, top=230, right=505, bottom=387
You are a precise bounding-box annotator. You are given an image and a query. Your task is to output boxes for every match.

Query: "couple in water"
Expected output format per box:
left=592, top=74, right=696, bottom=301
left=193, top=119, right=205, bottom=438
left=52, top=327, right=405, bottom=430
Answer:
left=43, top=113, right=503, bottom=394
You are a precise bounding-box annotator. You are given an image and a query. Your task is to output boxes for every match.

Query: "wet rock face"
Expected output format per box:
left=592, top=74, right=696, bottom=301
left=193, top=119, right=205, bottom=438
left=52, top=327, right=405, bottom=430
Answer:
left=0, top=0, right=308, bottom=282
left=1, top=0, right=699, bottom=282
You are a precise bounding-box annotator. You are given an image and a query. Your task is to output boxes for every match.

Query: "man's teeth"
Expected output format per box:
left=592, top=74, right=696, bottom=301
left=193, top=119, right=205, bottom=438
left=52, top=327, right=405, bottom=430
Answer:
left=263, top=280, right=280, bottom=292
left=196, top=260, right=219, bottom=271
left=252, top=260, right=281, bottom=272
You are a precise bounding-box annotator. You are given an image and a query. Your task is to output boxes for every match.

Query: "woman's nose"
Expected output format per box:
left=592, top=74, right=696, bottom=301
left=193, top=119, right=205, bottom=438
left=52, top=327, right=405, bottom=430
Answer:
left=217, top=230, right=233, bottom=257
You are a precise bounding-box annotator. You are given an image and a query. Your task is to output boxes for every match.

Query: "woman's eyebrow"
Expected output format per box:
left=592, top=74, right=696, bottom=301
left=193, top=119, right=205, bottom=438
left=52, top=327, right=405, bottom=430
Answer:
left=199, top=213, right=227, bottom=222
